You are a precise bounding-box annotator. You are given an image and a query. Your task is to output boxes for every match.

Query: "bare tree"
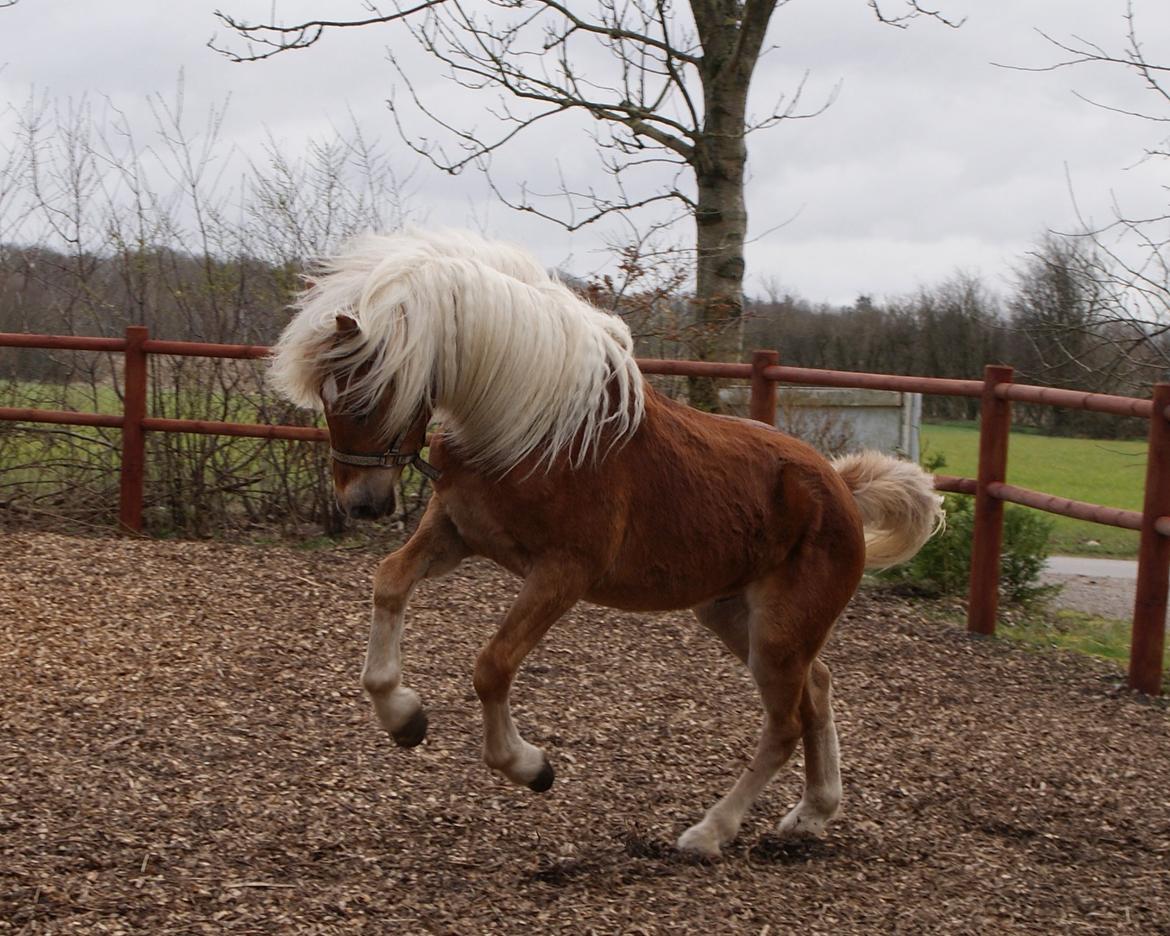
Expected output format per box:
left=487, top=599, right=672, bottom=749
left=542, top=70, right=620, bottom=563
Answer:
left=212, top=0, right=959, bottom=407
left=1014, top=1, right=1170, bottom=384
left=1006, top=234, right=1156, bottom=434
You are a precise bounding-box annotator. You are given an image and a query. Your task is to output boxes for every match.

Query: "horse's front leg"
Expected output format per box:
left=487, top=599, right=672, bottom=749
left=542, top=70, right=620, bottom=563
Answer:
left=363, top=499, right=469, bottom=746
left=473, top=563, right=585, bottom=792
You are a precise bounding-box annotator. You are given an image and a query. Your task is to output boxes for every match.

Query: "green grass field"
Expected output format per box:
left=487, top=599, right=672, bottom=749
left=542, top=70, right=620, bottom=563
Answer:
left=921, top=421, right=1147, bottom=557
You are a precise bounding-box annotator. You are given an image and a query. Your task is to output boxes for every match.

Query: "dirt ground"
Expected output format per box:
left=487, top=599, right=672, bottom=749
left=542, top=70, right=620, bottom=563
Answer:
left=2, top=531, right=1168, bottom=935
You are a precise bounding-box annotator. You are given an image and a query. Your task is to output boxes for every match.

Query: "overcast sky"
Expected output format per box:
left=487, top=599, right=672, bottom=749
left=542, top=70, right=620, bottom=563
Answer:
left=2, top=0, right=1168, bottom=304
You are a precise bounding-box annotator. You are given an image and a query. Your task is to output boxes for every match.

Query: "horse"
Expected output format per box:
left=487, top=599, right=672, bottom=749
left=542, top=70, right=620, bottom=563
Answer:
left=271, top=228, right=943, bottom=858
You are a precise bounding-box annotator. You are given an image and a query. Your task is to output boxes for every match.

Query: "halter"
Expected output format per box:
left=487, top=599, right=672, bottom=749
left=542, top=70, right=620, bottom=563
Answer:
left=329, top=407, right=441, bottom=481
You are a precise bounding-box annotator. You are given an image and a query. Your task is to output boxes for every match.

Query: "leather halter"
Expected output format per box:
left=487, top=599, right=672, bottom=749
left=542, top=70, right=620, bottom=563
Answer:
left=329, top=407, right=441, bottom=481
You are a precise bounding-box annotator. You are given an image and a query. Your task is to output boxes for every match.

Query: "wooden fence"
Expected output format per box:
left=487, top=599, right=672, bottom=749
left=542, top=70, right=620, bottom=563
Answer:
left=3, top=328, right=1168, bottom=694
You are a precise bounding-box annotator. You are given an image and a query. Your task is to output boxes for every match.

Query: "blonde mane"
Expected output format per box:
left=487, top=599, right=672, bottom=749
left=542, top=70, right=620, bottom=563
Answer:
left=270, top=228, right=645, bottom=474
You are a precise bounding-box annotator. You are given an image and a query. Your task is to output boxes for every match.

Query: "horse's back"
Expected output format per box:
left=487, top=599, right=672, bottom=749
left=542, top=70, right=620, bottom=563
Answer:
left=577, top=393, right=862, bottom=608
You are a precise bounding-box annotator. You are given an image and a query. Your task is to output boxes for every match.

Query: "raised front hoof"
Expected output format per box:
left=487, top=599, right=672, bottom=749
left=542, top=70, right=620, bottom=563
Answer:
left=526, top=758, right=555, bottom=793
left=391, top=708, right=429, bottom=748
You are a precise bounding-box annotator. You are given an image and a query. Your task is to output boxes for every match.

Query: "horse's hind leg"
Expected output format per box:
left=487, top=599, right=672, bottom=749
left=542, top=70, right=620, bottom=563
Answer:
left=677, top=655, right=805, bottom=857
left=779, top=658, right=842, bottom=837
left=678, top=573, right=847, bottom=859
left=363, top=498, right=469, bottom=747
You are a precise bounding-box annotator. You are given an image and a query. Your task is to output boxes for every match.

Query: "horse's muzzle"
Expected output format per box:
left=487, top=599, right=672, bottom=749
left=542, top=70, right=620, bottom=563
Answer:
left=339, top=492, right=395, bottom=521
left=346, top=502, right=385, bottom=521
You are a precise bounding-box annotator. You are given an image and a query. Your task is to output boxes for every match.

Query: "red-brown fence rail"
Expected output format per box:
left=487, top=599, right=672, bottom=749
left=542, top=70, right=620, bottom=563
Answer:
left=3, top=328, right=1168, bottom=694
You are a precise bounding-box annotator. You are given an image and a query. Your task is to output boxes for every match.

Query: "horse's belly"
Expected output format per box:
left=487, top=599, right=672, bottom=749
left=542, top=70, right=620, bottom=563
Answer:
left=584, top=575, right=743, bottom=613
left=586, top=510, right=778, bottom=611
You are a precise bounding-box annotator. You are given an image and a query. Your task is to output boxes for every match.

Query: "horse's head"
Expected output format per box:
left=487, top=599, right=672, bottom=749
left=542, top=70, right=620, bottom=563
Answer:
left=320, top=314, right=432, bottom=520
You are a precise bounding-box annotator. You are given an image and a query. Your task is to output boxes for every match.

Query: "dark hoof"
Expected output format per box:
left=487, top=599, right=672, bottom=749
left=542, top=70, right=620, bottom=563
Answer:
left=527, top=759, right=555, bottom=793
left=391, top=708, right=428, bottom=748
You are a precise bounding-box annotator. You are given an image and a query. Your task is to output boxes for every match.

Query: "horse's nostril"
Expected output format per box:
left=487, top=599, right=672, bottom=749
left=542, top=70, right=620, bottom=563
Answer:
left=348, top=502, right=381, bottom=520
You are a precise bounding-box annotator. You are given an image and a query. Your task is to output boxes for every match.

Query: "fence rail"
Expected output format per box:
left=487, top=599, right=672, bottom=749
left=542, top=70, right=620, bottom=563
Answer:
left=2, top=327, right=1168, bottom=694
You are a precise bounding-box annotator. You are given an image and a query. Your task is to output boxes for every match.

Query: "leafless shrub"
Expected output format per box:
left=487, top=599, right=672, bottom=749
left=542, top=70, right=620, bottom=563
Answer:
left=0, top=84, right=429, bottom=536
left=773, top=396, right=856, bottom=457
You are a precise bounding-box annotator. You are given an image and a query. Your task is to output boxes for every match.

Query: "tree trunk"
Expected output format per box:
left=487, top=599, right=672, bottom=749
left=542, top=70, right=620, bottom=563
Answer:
left=688, top=96, right=749, bottom=411
left=687, top=1, right=770, bottom=411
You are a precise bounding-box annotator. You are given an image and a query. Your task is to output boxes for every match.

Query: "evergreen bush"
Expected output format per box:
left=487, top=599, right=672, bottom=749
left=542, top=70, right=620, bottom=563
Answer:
left=883, top=492, right=1056, bottom=603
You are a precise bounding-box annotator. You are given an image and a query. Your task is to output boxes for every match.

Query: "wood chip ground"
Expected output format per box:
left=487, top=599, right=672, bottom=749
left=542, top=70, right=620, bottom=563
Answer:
left=1, top=531, right=1168, bottom=934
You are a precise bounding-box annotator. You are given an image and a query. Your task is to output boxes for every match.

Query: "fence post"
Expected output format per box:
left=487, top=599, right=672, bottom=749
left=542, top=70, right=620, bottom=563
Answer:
left=749, top=349, right=779, bottom=425
left=967, top=364, right=1013, bottom=635
left=1129, top=383, right=1170, bottom=694
left=118, top=325, right=148, bottom=533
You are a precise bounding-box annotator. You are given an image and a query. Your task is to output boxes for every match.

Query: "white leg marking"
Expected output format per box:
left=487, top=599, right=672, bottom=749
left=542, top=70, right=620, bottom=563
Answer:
left=780, top=666, right=842, bottom=837
left=481, top=697, right=546, bottom=785
left=361, top=603, right=421, bottom=736
left=778, top=719, right=841, bottom=836
left=678, top=727, right=799, bottom=858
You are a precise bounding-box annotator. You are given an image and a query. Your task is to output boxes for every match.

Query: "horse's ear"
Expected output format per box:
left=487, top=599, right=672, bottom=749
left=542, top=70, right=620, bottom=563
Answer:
left=335, top=314, right=360, bottom=338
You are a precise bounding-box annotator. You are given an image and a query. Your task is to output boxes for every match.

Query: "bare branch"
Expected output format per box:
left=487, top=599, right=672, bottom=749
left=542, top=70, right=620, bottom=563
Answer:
left=373, top=3, right=699, bottom=172
left=745, top=72, right=841, bottom=135
left=733, top=0, right=786, bottom=83
left=996, top=4, right=1170, bottom=111
left=492, top=177, right=692, bottom=232
left=532, top=0, right=700, bottom=65
left=209, top=3, right=451, bottom=63
left=868, top=0, right=965, bottom=30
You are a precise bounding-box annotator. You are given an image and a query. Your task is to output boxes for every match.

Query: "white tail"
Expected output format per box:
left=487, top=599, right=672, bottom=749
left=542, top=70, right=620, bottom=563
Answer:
left=831, top=451, right=945, bottom=569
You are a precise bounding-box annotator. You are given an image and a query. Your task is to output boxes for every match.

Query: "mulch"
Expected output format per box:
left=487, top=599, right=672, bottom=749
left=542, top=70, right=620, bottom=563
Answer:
left=1, top=531, right=1168, bottom=934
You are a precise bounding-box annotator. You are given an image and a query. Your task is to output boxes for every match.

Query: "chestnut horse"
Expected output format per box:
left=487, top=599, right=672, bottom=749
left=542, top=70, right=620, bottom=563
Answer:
left=272, top=229, right=942, bottom=858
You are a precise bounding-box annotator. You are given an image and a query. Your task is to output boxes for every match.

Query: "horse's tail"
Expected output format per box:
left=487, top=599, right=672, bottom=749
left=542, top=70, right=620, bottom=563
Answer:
left=831, top=451, right=944, bottom=570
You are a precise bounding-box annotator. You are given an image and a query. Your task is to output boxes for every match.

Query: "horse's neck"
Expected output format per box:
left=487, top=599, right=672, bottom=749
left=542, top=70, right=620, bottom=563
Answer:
left=431, top=303, right=641, bottom=472
left=638, top=383, right=707, bottom=431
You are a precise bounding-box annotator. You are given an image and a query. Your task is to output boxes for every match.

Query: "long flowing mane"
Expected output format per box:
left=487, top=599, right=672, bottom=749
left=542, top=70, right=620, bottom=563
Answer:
left=270, top=229, right=645, bottom=473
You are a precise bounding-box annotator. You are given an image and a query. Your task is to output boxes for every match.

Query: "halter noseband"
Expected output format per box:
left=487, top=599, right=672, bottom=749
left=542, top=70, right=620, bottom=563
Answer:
left=329, top=444, right=441, bottom=481
left=330, top=408, right=441, bottom=481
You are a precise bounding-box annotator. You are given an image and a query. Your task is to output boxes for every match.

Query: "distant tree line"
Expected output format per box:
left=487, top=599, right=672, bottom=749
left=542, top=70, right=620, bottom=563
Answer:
left=0, top=245, right=296, bottom=374
left=567, top=231, right=1165, bottom=438
left=740, top=235, right=1166, bottom=437
left=5, top=228, right=1167, bottom=443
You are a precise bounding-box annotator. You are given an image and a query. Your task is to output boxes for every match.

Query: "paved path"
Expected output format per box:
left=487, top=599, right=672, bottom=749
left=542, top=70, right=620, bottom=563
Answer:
left=1040, top=555, right=1153, bottom=622
left=1044, top=556, right=1138, bottom=580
